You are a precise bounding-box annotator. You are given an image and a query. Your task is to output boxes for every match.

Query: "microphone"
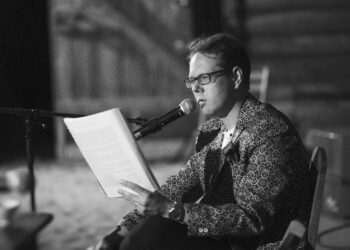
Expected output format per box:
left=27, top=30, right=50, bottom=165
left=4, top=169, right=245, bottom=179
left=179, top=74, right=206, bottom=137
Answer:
left=134, top=99, right=196, bottom=140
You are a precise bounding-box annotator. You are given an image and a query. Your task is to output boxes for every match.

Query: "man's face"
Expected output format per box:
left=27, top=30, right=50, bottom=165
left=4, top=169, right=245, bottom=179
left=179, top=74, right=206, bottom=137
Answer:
left=188, top=52, right=235, bottom=117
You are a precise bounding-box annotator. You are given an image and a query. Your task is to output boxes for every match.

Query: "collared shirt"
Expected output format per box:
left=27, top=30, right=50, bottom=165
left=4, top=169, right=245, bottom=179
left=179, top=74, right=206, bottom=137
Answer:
left=221, top=127, right=235, bottom=149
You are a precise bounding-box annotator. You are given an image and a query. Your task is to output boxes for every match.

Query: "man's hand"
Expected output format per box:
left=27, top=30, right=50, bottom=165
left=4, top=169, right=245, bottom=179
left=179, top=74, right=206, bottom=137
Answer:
left=118, top=180, right=172, bottom=217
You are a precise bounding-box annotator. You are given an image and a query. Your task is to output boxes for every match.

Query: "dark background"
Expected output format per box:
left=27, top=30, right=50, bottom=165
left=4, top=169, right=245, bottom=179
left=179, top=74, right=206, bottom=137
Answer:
left=0, top=1, right=52, bottom=161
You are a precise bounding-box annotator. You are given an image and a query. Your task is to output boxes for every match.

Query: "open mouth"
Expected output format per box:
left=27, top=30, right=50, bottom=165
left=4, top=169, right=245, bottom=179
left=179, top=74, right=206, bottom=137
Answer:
left=197, top=99, right=205, bottom=105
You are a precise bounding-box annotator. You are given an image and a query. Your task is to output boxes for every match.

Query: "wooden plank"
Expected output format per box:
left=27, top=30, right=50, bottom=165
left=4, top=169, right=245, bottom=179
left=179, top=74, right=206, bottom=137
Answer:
left=247, top=0, right=350, bottom=13
left=291, top=100, right=342, bottom=121
left=70, top=39, right=96, bottom=98
left=247, top=10, right=350, bottom=35
left=269, top=80, right=350, bottom=99
left=122, top=50, right=146, bottom=96
left=145, top=55, right=159, bottom=96
left=155, top=60, right=168, bottom=95
left=87, top=40, right=100, bottom=98
left=97, top=41, right=120, bottom=98
left=55, top=95, right=187, bottom=114
left=294, top=82, right=350, bottom=98
left=249, top=34, right=350, bottom=57
left=265, top=81, right=350, bottom=109
left=51, top=34, right=74, bottom=105
left=251, top=57, right=350, bottom=84
left=221, top=0, right=243, bottom=37
left=294, top=101, right=350, bottom=122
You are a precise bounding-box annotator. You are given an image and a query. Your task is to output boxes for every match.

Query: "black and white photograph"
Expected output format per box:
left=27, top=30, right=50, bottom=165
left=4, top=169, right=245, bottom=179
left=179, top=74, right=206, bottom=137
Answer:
left=1, top=1, right=350, bottom=250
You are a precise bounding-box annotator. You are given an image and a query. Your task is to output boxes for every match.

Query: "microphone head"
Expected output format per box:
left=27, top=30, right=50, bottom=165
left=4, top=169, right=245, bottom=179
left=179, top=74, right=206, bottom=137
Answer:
left=179, top=99, right=196, bottom=115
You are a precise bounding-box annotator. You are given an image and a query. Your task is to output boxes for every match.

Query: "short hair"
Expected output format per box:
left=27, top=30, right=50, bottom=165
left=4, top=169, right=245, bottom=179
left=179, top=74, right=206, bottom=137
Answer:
left=187, top=33, right=251, bottom=87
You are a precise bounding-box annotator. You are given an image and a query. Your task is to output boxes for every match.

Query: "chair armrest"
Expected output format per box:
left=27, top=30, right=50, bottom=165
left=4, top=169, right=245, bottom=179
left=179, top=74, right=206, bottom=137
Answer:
left=279, top=220, right=306, bottom=250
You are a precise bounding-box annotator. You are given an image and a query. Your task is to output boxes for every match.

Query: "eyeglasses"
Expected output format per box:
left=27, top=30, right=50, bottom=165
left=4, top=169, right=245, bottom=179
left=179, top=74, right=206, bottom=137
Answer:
left=184, top=69, right=230, bottom=89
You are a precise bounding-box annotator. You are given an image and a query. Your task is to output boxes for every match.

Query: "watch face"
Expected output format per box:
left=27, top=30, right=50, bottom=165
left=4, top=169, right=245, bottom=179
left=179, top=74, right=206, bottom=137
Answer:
left=169, top=207, right=181, bottom=220
left=168, top=203, right=183, bottom=221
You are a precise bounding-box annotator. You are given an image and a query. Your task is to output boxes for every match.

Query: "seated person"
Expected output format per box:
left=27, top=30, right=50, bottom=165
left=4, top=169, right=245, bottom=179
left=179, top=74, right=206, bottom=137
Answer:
left=94, top=33, right=311, bottom=250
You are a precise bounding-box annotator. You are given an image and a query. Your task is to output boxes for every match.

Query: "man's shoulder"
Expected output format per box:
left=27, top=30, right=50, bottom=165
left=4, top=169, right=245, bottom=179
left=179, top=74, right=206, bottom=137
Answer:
left=255, top=103, right=291, bottom=132
left=242, top=97, right=297, bottom=139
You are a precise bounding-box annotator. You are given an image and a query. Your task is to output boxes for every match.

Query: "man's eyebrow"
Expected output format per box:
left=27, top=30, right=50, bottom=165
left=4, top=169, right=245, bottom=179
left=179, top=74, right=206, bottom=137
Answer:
left=188, top=72, right=205, bottom=78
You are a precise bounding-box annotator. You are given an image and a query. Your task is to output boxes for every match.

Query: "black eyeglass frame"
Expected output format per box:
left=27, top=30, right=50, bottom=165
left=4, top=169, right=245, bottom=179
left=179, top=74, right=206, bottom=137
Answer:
left=184, top=69, right=231, bottom=89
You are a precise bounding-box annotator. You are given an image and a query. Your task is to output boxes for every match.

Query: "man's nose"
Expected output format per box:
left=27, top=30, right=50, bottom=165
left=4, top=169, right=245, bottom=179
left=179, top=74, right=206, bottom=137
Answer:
left=191, top=81, right=202, bottom=92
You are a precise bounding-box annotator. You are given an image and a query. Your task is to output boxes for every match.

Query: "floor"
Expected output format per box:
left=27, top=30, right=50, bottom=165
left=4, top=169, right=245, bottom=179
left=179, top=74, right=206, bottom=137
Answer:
left=317, top=214, right=350, bottom=250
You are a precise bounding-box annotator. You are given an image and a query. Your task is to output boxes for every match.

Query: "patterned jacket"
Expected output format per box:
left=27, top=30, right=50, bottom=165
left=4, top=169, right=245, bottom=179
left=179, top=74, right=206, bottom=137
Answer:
left=119, top=94, right=311, bottom=249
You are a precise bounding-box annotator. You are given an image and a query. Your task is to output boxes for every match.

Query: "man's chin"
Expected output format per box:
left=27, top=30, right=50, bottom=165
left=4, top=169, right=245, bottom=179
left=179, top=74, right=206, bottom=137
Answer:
left=201, top=107, right=214, bottom=117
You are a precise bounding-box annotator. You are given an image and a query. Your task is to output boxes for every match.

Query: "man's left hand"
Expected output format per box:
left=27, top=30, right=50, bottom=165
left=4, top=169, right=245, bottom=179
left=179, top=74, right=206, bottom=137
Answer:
left=118, top=180, right=172, bottom=217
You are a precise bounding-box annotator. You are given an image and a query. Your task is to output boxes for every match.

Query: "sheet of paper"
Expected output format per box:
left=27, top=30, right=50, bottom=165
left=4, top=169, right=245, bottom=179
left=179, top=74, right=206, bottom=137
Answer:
left=64, top=108, right=159, bottom=198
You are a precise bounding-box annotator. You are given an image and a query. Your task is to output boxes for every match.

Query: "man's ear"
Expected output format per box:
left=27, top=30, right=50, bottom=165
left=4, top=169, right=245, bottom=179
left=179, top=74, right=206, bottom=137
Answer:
left=232, top=66, right=243, bottom=89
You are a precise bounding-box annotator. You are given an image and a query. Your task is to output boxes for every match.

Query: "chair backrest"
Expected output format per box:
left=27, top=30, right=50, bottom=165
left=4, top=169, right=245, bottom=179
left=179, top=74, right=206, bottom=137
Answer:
left=279, top=147, right=327, bottom=250
left=307, top=147, right=327, bottom=249
left=250, top=66, right=270, bottom=103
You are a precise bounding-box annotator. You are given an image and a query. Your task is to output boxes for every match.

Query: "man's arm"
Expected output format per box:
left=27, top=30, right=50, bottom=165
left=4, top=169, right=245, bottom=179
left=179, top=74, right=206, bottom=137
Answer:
left=92, top=149, right=203, bottom=250
left=159, top=152, right=202, bottom=202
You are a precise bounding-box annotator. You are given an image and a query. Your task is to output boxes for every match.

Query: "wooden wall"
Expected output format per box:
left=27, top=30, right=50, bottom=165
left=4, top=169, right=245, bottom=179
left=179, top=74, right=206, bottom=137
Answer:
left=246, top=0, right=350, bottom=136
left=50, top=0, right=350, bottom=159
left=105, top=0, right=192, bottom=57
left=50, top=0, right=196, bottom=158
left=51, top=0, right=193, bottom=113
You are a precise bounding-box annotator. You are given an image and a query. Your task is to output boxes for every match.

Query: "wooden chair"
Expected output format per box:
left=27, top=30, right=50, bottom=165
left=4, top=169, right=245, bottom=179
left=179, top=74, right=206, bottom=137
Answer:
left=307, top=147, right=327, bottom=249
left=279, top=147, right=328, bottom=250
left=250, top=65, right=269, bottom=103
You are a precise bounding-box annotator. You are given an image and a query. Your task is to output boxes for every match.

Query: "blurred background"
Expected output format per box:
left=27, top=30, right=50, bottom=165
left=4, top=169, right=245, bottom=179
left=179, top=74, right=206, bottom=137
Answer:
left=1, top=0, right=350, bottom=249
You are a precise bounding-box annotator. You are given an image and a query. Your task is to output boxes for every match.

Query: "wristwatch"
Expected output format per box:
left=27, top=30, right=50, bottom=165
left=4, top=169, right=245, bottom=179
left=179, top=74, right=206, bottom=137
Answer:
left=168, top=201, right=185, bottom=222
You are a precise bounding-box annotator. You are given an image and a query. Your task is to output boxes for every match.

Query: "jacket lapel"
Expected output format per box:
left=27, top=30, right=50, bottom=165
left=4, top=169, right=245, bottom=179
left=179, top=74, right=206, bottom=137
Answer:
left=196, top=94, right=261, bottom=200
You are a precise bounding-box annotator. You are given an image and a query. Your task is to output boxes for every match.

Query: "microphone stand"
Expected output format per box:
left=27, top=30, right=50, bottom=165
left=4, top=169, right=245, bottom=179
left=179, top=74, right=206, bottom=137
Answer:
left=0, top=107, right=147, bottom=212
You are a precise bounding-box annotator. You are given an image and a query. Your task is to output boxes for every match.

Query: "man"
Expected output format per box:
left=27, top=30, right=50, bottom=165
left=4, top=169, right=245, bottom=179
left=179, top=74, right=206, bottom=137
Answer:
left=95, top=33, right=311, bottom=250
